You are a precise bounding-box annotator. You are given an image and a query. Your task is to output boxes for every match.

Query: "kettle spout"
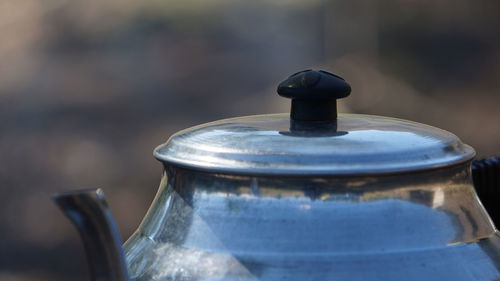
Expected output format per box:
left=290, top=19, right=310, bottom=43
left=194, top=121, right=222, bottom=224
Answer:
left=53, top=189, right=130, bottom=281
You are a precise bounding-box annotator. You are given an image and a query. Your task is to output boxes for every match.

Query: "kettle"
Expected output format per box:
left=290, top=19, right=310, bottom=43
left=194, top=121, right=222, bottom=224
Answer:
left=54, top=70, right=500, bottom=281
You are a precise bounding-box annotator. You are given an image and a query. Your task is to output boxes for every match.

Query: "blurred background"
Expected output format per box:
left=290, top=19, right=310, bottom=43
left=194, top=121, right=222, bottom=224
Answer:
left=1, top=0, right=500, bottom=280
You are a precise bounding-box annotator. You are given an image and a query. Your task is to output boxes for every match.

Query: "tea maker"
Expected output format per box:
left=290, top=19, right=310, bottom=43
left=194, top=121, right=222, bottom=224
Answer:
left=54, top=70, right=500, bottom=281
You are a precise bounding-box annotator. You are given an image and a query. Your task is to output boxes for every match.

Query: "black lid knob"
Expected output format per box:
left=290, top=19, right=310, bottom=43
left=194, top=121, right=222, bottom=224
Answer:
left=277, top=70, right=351, bottom=122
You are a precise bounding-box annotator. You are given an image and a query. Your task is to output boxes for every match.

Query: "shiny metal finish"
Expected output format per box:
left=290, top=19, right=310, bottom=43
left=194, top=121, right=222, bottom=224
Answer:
left=154, top=113, right=475, bottom=175
left=54, top=70, right=500, bottom=281
left=124, top=164, right=500, bottom=280
left=53, top=189, right=130, bottom=281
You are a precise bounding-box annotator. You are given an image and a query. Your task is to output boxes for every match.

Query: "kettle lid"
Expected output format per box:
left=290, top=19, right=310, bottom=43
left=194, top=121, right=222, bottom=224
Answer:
left=154, top=70, right=475, bottom=175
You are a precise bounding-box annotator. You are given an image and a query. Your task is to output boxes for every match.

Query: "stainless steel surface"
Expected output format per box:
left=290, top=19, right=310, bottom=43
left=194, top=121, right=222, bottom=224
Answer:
left=154, top=113, right=475, bottom=175
left=53, top=69, right=499, bottom=281
left=53, top=189, right=130, bottom=281
left=124, top=164, right=500, bottom=280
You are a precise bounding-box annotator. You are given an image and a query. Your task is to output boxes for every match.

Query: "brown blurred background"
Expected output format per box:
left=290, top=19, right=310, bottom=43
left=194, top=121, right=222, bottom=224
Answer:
left=1, top=0, right=500, bottom=280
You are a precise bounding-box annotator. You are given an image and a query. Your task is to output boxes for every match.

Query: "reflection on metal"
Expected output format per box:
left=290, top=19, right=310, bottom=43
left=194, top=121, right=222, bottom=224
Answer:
left=149, top=243, right=257, bottom=280
left=154, top=114, right=475, bottom=175
left=124, top=164, right=500, bottom=281
left=52, top=69, right=500, bottom=280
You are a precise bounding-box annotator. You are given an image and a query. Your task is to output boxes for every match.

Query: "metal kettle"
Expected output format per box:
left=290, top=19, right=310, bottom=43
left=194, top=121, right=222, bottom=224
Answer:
left=54, top=70, right=500, bottom=281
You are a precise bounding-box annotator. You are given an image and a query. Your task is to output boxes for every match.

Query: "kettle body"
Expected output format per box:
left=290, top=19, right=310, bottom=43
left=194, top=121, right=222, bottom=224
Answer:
left=54, top=70, right=500, bottom=281
left=123, top=155, right=500, bottom=281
